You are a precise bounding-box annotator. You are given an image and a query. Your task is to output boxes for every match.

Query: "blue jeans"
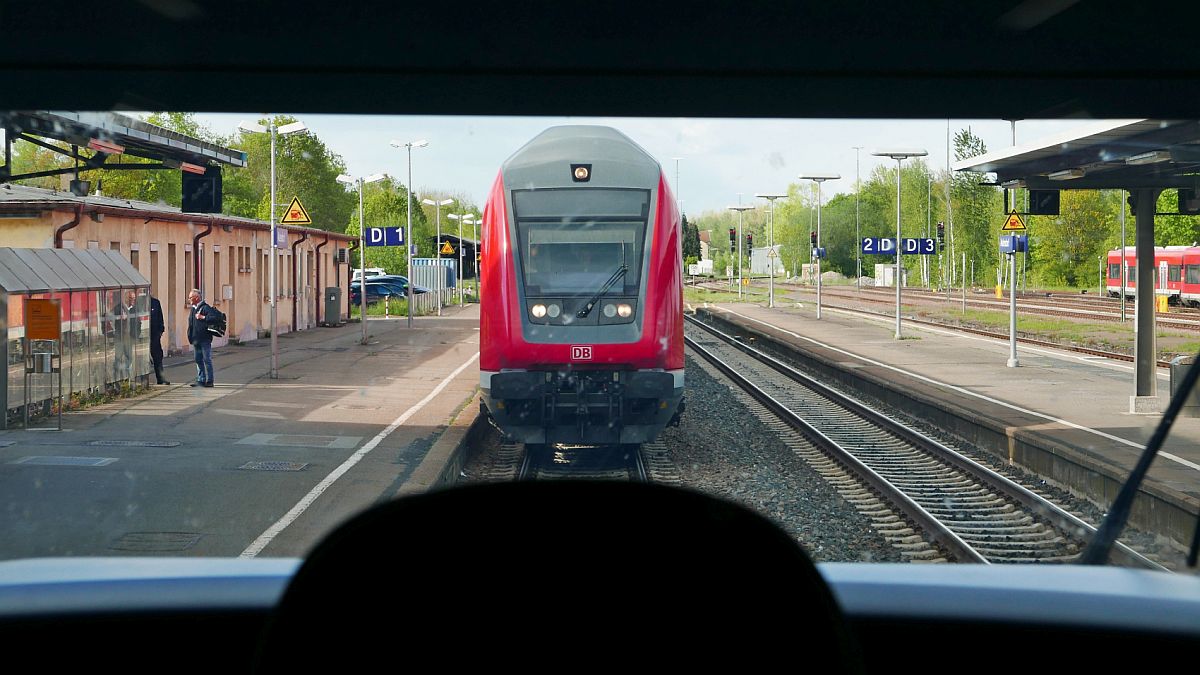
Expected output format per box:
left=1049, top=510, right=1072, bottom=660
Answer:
left=193, top=342, right=214, bottom=384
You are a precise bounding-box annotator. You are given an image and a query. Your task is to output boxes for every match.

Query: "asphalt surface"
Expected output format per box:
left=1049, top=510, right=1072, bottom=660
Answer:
left=0, top=307, right=481, bottom=560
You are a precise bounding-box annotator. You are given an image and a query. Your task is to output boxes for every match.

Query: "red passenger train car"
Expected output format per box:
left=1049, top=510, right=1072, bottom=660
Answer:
left=479, top=126, right=685, bottom=445
left=1105, top=246, right=1200, bottom=306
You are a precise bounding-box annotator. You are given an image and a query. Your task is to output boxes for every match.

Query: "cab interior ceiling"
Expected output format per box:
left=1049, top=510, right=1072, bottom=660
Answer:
left=2, top=2, right=1199, bottom=119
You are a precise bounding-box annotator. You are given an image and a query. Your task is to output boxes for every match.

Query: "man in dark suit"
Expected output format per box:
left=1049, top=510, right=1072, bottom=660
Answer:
left=187, top=288, right=216, bottom=387
left=149, top=295, right=169, bottom=385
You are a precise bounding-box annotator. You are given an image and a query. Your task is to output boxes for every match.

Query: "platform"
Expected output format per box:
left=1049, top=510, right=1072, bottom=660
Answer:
left=0, top=305, right=481, bottom=560
left=693, top=300, right=1200, bottom=549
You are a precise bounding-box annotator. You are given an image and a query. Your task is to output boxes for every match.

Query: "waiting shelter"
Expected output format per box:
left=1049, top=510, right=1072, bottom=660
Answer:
left=0, top=247, right=149, bottom=428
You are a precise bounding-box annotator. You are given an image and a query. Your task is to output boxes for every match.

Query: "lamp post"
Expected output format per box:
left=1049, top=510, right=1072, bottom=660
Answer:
left=852, top=146, right=863, bottom=290
left=756, top=193, right=787, bottom=308
left=421, top=197, right=454, bottom=316
left=872, top=148, right=927, bottom=339
left=336, top=173, right=387, bottom=344
left=390, top=139, right=428, bottom=329
left=798, top=174, right=840, bottom=320
left=727, top=205, right=754, bottom=299
left=238, top=118, right=307, bottom=379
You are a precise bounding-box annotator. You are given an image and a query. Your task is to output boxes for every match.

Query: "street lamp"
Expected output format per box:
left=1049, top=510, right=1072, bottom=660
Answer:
left=421, top=197, right=454, bottom=316
left=336, top=173, right=387, bottom=345
left=727, top=205, right=754, bottom=298
left=798, top=174, right=840, bottom=320
left=872, top=148, right=927, bottom=339
left=390, top=139, right=428, bottom=329
left=756, top=193, right=787, bottom=308
left=238, top=118, right=307, bottom=379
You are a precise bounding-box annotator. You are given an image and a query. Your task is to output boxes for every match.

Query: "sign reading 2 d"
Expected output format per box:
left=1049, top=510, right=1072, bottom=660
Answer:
left=365, top=227, right=405, bottom=247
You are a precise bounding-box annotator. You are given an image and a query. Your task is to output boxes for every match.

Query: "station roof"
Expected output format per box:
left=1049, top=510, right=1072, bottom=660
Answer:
left=0, top=183, right=354, bottom=242
left=953, top=119, right=1200, bottom=190
left=1, top=111, right=247, bottom=168
left=0, top=247, right=148, bottom=293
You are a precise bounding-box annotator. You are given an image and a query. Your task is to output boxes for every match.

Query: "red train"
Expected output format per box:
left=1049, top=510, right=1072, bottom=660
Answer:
left=1105, top=246, right=1200, bottom=306
left=479, top=126, right=685, bottom=445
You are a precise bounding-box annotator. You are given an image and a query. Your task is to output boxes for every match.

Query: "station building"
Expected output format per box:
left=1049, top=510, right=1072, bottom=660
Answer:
left=0, top=184, right=355, bottom=354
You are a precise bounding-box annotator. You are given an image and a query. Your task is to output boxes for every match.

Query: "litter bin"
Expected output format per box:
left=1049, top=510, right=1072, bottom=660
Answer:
left=1170, top=355, right=1200, bottom=417
left=323, top=287, right=342, bottom=326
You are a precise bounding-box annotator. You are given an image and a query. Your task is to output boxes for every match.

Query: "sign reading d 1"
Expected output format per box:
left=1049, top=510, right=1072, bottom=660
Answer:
left=366, top=227, right=404, bottom=247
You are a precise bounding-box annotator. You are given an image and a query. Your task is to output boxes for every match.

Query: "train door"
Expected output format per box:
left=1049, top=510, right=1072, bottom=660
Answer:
left=1159, top=260, right=1169, bottom=294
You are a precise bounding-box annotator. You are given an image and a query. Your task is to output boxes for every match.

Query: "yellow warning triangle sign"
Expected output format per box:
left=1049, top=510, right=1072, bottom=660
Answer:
left=1001, top=211, right=1027, bottom=231
left=280, top=196, right=312, bottom=225
left=440, top=241, right=455, bottom=255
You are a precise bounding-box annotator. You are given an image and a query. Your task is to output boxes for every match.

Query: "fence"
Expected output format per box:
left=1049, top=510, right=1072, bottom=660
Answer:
left=411, top=259, right=457, bottom=313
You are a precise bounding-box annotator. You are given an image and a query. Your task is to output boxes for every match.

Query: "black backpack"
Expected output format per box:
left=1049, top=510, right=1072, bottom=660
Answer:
left=206, top=307, right=227, bottom=338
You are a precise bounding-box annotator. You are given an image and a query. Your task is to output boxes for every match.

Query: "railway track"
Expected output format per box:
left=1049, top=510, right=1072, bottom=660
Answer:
left=471, top=439, right=681, bottom=483
left=695, top=281, right=1174, bottom=367
left=684, top=314, right=1166, bottom=568
left=786, top=283, right=1200, bottom=331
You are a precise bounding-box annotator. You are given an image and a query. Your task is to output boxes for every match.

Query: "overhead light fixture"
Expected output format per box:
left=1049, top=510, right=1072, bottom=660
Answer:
left=1126, top=150, right=1172, bottom=165
left=87, top=138, right=124, bottom=154
left=1048, top=168, right=1085, bottom=180
left=238, top=121, right=267, bottom=134
left=180, top=162, right=207, bottom=175
left=277, top=121, right=307, bottom=135
left=1000, top=179, right=1025, bottom=188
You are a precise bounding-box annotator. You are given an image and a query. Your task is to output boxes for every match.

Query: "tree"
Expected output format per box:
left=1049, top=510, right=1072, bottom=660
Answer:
left=1030, top=190, right=1116, bottom=286
left=344, top=178, right=431, bottom=277
left=681, top=213, right=701, bottom=262
left=951, top=128, right=1002, bottom=285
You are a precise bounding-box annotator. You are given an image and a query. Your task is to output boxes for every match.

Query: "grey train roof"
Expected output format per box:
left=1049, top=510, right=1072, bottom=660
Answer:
left=501, top=126, right=662, bottom=191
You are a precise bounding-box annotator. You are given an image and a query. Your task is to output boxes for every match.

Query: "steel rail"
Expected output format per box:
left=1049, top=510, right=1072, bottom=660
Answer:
left=686, top=314, right=1168, bottom=571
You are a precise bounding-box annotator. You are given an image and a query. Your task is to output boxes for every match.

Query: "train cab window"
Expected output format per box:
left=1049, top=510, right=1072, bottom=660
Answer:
left=1128, top=265, right=1136, bottom=282
left=1108, top=263, right=1120, bottom=279
left=1169, top=265, right=1182, bottom=282
left=1188, top=265, right=1200, bottom=284
left=513, top=188, right=650, bottom=296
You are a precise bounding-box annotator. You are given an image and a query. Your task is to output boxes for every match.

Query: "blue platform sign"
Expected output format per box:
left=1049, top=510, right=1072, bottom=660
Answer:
left=365, top=227, right=404, bottom=247
left=862, top=237, right=935, bottom=254
left=903, top=238, right=937, bottom=255
left=999, top=235, right=1028, bottom=254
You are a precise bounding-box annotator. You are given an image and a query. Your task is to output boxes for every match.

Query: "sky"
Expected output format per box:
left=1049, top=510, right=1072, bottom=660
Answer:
left=192, top=113, right=1090, bottom=216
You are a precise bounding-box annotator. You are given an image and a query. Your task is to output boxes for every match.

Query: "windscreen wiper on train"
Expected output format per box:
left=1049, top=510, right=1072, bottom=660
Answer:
left=1077, top=351, right=1200, bottom=567
left=577, top=265, right=628, bottom=318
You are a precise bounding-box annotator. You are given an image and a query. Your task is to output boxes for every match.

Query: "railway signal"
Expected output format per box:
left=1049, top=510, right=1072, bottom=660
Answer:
left=729, top=227, right=736, bottom=250
left=746, top=233, right=753, bottom=250
left=810, top=231, right=817, bottom=247
left=936, top=221, right=945, bottom=251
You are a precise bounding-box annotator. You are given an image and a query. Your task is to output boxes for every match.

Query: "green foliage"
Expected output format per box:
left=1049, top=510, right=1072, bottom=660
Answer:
left=344, top=178, right=436, bottom=276
left=1030, top=190, right=1117, bottom=286
left=681, top=213, right=702, bottom=261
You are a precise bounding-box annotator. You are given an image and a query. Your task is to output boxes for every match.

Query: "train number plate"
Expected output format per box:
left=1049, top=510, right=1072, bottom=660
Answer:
left=571, top=345, right=593, bottom=361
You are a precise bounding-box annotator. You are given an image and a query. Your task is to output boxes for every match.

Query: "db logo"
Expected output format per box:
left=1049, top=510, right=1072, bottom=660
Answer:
left=571, top=345, right=593, bottom=361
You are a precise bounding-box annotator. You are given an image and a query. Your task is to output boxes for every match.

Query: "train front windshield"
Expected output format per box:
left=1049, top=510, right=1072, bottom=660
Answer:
left=513, top=188, right=650, bottom=296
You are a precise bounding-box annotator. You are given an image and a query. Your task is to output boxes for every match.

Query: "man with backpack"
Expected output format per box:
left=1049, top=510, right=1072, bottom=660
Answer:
left=187, top=288, right=221, bottom=387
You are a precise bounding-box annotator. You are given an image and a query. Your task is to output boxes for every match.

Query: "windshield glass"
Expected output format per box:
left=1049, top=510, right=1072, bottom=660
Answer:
left=0, top=112, right=1197, bottom=575
left=514, top=188, right=648, bottom=297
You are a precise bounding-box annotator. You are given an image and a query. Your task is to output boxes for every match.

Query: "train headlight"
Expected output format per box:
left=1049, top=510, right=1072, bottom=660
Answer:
left=547, top=303, right=561, bottom=318
left=617, top=303, right=632, bottom=318
left=532, top=304, right=547, bottom=318
left=603, top=303, right=617, bottom=318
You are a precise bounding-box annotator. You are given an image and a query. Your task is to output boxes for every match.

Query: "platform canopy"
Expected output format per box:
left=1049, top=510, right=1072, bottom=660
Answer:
left=1, top=111, right=246, bottom=171
left=953, top=119, right=1200, bottom=191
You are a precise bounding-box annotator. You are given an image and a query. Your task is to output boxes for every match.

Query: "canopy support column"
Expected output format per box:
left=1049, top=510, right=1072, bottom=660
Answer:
left=1131, top=187, right=1161, bottom=413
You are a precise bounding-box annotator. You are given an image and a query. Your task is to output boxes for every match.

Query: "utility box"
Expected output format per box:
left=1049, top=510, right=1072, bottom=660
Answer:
left=1170, top=355, right=1200, bottom=418
left=323, top=287, right=342, bottom=326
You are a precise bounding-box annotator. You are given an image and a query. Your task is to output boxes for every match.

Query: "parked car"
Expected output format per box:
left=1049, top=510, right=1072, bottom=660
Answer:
left=350, top=280, right=430, bottom=306
left=351, top=267, right=386, bottom=282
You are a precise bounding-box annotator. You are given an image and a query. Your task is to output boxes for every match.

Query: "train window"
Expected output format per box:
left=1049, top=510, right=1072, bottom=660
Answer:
left=1188, top=266, right=1200, bottom=284
left=513, top=188, right=650, bottom=296
left=1108, top=263, right=1120, bottom=279
left=1169, top=265, right=1181, bottom=282
left=1128, top=265, right=1137, bottom=282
